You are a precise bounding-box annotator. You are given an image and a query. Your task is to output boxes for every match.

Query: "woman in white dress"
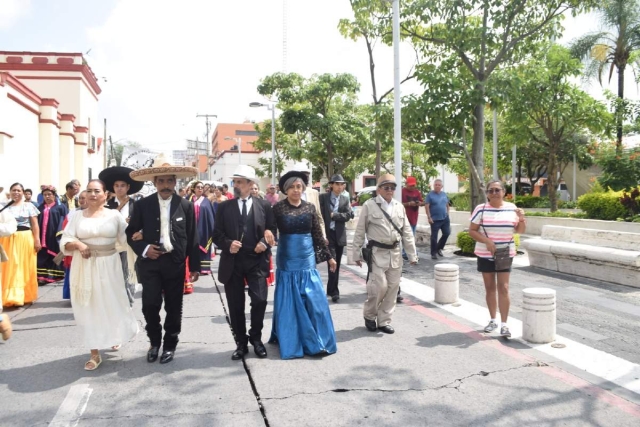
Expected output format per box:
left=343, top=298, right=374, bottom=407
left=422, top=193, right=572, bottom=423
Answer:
left=60, top=180, right=139, bottom=370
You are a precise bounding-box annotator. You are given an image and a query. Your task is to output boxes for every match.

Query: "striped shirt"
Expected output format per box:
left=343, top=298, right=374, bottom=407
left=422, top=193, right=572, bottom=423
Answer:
left=470, top=202, right=519, bottom=258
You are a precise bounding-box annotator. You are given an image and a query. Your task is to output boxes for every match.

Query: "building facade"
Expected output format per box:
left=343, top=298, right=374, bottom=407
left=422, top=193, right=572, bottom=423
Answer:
left=0, top=51, right=103, bottom=192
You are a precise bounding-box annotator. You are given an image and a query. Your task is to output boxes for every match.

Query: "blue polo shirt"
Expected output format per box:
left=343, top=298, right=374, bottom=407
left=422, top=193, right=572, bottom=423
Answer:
left=426, top=191, right=449, bottom=221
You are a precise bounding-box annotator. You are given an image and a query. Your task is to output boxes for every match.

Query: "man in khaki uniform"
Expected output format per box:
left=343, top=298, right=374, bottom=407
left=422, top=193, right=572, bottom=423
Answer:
left=353, top=174, right=417, bottom=334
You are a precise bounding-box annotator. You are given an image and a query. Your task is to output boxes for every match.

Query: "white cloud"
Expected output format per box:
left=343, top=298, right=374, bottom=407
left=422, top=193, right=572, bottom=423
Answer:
left=0, top=0, right=31, bottom=30
left=87, top=1, right=617, bottom=153
left=85, top=0, right=417, bottom=152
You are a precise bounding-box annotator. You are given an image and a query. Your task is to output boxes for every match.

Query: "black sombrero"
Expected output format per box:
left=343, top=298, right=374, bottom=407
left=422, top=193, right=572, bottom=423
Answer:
left=99, top=166, right=144, bottom=194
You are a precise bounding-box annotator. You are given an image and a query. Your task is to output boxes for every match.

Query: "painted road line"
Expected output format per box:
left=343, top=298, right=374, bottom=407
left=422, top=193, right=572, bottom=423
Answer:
left=344, top=263, right=640, bottom=396
left=49, top=384, right=92, bottom=427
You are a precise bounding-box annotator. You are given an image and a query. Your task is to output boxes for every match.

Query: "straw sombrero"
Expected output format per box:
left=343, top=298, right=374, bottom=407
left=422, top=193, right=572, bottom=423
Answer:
left=129, top=153, right=198, bottom=182
left=99, top=166, right=144, bottom=194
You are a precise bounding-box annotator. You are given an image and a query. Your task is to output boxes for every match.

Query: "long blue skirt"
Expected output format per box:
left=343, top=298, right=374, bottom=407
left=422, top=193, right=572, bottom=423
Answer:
left=269, top=233, right=337, bottom=359
left=62, top=267, right=70, bottom=300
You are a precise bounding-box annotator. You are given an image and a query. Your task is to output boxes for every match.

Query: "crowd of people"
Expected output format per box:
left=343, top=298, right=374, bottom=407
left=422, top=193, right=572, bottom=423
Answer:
left=0, top=157, right=525, bottom=369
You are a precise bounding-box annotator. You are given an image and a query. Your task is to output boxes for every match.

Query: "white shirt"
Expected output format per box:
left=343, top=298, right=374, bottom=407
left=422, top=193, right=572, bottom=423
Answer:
left=377, top=194, right=394, bottom=215
left=115, top=197, right=129, bottom=219
left=142, top=195, right=172, bottom=258
left=237, top=196, right=253, bottom=216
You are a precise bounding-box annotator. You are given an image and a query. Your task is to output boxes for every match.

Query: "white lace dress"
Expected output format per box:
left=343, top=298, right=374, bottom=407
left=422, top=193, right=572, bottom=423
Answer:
left=60, top=209, right=139, bottom=349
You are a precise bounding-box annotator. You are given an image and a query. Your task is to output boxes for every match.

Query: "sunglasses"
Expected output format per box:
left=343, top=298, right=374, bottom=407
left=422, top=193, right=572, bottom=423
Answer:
left=195, top=186, right=204, bottom=189
left=380, top=186, right=397, bottom=191
left=486, top=188, right=502, bottom=194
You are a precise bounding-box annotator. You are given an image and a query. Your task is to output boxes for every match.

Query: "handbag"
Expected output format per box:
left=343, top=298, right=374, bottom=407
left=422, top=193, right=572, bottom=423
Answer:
left=480, top=206, right=513, bottom=270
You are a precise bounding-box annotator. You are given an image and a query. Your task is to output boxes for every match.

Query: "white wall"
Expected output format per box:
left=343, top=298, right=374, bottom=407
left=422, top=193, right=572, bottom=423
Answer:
left=0, top=92, right=41, bottom=190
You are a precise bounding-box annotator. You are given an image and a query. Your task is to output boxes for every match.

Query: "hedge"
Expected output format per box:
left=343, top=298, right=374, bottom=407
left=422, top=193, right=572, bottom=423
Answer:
left=577, top=191, right=627, bottom=221
left=456, top=231, right=521, bottom=255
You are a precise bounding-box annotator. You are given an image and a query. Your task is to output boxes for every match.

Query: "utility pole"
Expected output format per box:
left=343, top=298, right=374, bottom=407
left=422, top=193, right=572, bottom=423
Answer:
left=109, top=136, right=115, bottom=166
left=196, top=114, right=217, bottom=180
left=103, top=118, right=107, bottom=169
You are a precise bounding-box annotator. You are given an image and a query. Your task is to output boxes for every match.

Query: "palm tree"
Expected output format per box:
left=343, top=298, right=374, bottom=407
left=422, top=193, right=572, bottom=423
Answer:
left=571, top=0, right=640, bottom=153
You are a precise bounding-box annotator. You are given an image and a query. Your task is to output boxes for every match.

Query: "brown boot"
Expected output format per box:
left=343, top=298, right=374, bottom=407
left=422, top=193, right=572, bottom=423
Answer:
left=0, top=313, right=12, bottom=340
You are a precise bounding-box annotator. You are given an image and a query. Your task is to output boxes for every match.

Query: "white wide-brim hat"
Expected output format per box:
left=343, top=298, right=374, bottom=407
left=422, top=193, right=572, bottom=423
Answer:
left=291, top=161, right=311, bottom=173
left=129, top=153, right=199, bottom=182
left=229, top=165, right=256, bottom=181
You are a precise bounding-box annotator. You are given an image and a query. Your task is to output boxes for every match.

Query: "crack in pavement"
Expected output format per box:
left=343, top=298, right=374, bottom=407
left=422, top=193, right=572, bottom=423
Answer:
left=261, top=362, right=549, bottom=400
left=211, top=276, right=271, bottom=427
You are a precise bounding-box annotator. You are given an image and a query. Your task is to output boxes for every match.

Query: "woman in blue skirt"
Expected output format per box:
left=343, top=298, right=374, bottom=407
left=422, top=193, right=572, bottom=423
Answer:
left=269, top=171, right=337, bottom=359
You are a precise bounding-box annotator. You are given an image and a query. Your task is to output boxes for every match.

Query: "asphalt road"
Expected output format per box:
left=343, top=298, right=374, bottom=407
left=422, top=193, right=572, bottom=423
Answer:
left=405, top=242, right=640, bottom=365
left=1, top=246, right=639, bottom=426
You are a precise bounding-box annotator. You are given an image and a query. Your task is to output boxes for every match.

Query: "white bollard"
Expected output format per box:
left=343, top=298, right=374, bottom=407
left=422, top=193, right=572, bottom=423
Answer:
left=522, top=288, right=556, bottom=343
left=434, top=263, right=459, bottom=304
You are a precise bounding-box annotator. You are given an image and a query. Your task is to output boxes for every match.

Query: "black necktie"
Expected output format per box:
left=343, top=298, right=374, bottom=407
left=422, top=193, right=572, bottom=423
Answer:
left=241, top=199, right=247, bottom=222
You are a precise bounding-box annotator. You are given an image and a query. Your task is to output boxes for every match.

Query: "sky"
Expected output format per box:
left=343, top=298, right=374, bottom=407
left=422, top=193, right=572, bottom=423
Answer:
left=0, top=0, right=631, bottom=154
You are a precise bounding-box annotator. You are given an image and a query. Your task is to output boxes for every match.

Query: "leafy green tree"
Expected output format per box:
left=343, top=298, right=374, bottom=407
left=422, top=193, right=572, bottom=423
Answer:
left=398, top=0, right=593, bottom=208
left=571, top=0, right=640, bottom=154
left=597, top=144, right=640, bottom=190
left=339, top=0, right=415, bottom=176
left=251, top=118, right=303, bottom=179
left=503, top=44, right=611, bottom=210
left=257, top=72, right=375, bottom=180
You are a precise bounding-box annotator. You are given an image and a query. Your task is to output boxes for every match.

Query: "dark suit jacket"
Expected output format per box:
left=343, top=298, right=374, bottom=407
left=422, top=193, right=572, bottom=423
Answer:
left=213, top=197, right=276, bottom=285
left=106, top=197, right=135, bottom=219
left=319, top=192, right=354, bottom=247
left=126, top=194, right=200, bottom=272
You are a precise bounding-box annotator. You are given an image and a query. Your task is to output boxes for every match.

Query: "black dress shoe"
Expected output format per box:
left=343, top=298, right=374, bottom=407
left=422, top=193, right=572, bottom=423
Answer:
left=396, top=294, right=404, bottom=303
left=364, top=318, right=377, bottom=332
left=378, top=325, right=395, bottom=334
left=251, top=340, right=268, bottom=358
left=160, top=350, right=174, bottom=364
left=147, top=346, right=160, bottom=363
left=331, top=295, right=340, bottom=302
left=437, top=249, right=444, bottom=257
left=231, top=344, right=249, bottom=360
left=431, top=254, right=438, bottom=260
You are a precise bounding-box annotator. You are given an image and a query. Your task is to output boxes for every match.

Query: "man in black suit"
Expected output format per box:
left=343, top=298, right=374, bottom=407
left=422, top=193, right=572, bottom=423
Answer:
left=126, top=155, right=200, bottom=364
left=213, top=165, right=276, bottom=360
left=319, top=174, right=354, bottom=302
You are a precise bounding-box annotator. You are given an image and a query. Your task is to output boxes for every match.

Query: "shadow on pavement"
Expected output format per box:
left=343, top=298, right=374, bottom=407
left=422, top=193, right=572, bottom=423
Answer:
left=12, top=312, right=75, bottom=325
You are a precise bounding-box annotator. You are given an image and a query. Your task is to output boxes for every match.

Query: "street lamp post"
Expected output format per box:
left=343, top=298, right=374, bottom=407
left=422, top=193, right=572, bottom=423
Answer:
left=250, top=102, right=276, bottom=185
left=224, top=136, right=242, bottom=164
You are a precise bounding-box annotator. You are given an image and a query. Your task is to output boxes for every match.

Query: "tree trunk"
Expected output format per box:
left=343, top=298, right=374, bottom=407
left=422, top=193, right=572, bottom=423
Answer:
left=375, top=137, right=381, bottom=177
left=547, top=146, right=558, bottom=212
left=327, top=143, right=334, bottom=178
left=616, top=63, right=626, bottom=155
left=471, top=91, right=486, bottom=208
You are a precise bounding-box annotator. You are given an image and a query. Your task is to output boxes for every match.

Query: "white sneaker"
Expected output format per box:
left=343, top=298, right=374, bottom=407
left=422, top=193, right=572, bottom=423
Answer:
left=484, top=320, right=498, bottom=333
left=500, top=325, right=512, bottom=338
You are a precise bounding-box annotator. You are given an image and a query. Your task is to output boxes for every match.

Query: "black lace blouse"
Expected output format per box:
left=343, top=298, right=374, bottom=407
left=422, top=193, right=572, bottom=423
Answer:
left=272, top=199, right=332, bottom=262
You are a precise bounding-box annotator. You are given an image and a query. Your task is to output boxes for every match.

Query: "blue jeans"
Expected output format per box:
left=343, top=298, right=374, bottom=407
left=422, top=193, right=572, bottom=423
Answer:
left=430, top=216, right=451, bottom=255
left=402, top=224, right=417, bottom=258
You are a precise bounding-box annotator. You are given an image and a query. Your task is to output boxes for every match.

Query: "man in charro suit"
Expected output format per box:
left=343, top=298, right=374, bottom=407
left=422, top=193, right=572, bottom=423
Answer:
left=126, top=154, right=200, bottom=364
left=213, top=165, right=276, bottom=361
left=319, top=174, right=353, bottom=302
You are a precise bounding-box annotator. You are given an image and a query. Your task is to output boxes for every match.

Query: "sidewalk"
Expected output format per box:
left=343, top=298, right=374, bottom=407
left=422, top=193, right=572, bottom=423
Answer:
left=1, top=249, right=639, bottom=426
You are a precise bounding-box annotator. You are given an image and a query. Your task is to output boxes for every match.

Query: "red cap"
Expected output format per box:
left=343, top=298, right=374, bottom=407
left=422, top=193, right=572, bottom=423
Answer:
left=406, top=176, right=417, bottom=186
